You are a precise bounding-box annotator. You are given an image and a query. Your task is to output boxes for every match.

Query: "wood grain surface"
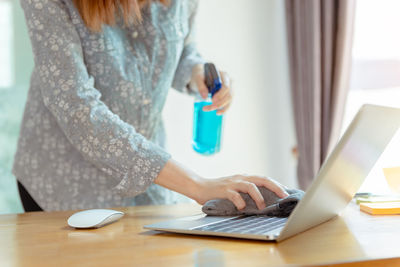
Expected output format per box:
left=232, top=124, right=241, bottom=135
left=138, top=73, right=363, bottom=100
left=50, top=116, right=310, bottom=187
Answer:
left=1, top=202, right=399, bottom=267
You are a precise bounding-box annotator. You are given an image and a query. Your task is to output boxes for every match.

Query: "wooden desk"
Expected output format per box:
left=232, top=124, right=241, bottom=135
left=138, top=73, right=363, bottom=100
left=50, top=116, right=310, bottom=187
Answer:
left=1, top=202, right=400, bottom=267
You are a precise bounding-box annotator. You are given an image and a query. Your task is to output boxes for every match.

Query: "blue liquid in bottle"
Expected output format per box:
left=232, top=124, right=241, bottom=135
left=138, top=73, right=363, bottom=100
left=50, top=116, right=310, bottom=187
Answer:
left=192, top=95, right=223, bottom=155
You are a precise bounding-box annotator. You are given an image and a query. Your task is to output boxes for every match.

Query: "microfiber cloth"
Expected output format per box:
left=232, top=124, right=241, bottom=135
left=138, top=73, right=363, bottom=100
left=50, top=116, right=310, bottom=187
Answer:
left=202, top=187, right=305, bottom=217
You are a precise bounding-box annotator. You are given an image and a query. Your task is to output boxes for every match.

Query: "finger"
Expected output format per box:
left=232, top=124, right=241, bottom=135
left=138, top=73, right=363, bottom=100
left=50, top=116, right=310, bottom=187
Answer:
left=261, top=179, right=289, bottom=198
left=235, top=182, right=266, bottom=210
left=227, top=190, right=246, bottom=210
left=214, top=94, right=232, bottom=109
left=216, top=103, right=231, bottom=115
left=195, top=76, right=209, bottom=99
left=212, top=86, right=230, bottom=103
left=246, top=177, right=289, bottom=199
left=274, top=180, right=290, bottom=190
left=219, top=71, right=234, bottom=98
left=203, top=93, right=232, bottom=112
left=202, top=86, right=229, bottom=111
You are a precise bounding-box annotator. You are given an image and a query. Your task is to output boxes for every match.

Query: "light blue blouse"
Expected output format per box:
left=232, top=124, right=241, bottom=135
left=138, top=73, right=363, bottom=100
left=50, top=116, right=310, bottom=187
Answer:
left=13, top=0, right=204, bottom=211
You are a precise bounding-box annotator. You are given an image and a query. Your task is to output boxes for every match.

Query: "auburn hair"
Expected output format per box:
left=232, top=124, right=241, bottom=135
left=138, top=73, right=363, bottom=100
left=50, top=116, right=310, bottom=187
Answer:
left=73, top=0, right=168, bottom=32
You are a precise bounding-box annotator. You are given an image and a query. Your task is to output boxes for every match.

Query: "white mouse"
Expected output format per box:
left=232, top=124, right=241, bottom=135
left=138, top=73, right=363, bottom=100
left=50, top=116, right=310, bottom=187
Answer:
left=67, top=209, right=124, bottom=229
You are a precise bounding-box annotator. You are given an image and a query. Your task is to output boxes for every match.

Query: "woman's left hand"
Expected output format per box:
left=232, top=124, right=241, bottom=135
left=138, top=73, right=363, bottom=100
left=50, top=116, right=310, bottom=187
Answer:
left=190, top=64, right=233, bottom=115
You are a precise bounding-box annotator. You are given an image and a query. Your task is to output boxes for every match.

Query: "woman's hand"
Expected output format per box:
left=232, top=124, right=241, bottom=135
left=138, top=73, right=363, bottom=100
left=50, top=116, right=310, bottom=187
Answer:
left=195, top=175, right=289, bottom=210
left=190, top=64, right=233, bottom=115
left=155, top=160, right=288, bottom=211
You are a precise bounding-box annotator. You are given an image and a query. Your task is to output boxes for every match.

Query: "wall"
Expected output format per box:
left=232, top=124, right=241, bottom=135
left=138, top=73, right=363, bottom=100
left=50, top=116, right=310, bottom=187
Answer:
left=163, top=0, right=297, bottom=188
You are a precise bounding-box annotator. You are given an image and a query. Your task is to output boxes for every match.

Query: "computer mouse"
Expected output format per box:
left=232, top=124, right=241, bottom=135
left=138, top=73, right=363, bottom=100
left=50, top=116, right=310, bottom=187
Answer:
left=67, top=209, right=124, bottom=229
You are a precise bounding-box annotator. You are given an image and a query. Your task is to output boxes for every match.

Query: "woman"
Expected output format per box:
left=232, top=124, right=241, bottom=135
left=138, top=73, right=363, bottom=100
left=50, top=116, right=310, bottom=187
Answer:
left=13, top=0, right=288, bottom=212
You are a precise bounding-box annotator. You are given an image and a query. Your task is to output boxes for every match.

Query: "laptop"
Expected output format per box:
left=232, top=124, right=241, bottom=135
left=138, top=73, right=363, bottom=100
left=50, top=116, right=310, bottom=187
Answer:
left=144, top=104, right=400, bottom=242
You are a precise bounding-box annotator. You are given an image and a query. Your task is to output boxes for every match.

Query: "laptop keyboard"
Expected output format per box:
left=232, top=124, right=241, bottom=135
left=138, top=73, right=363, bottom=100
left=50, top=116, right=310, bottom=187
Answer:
left=192, top=216, right=287, bottom=235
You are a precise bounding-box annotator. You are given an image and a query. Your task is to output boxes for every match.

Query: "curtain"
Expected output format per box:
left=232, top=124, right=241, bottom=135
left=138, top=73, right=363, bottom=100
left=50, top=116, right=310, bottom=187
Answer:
left=285, top=0, right=356, bottom=190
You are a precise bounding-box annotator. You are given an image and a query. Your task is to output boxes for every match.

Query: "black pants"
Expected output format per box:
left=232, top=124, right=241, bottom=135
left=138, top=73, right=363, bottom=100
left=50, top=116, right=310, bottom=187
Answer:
left=17, top=181, right=43, bottom=212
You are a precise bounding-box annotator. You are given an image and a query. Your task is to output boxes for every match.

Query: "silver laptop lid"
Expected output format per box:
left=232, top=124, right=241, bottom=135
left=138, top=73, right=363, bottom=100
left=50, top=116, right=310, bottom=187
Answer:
left=277, top=104, right=400, bottom=242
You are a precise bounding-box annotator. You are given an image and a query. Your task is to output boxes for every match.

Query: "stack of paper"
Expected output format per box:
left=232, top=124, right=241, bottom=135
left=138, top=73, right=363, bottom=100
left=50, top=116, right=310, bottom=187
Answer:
left=356, top=167, right=400, bottom=215
left=356, top=195, right=400, bottom=204
left=360, top=202, right=400, bottom=215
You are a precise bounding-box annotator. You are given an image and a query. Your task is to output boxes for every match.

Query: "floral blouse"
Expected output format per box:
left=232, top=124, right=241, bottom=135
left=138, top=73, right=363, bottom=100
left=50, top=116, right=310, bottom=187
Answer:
left=13, top=0, right=204, bottom=211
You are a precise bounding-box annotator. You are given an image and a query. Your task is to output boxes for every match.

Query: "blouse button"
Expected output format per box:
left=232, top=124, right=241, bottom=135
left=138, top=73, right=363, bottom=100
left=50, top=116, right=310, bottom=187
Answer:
left=132, top=31, right=138, bottom=38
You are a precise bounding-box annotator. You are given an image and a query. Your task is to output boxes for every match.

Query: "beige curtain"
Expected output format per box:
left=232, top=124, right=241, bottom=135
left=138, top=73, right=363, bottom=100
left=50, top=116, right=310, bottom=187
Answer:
left=285, top=0, right=356, bottom=190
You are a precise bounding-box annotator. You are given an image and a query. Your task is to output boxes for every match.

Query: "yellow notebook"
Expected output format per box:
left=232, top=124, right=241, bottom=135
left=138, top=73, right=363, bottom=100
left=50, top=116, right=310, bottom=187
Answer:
left=360, top=202, right=400, bottom=215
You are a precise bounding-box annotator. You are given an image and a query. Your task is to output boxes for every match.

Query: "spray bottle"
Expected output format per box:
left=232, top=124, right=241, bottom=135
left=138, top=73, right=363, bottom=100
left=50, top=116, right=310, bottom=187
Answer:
left=192, top=63, right=223, bottom=155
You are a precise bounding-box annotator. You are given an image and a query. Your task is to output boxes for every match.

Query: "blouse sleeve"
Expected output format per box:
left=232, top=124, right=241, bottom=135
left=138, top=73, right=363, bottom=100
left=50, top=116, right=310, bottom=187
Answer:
left=171, top=0, right=205, bottom=95
left=21, top=0, right=171, bottom=196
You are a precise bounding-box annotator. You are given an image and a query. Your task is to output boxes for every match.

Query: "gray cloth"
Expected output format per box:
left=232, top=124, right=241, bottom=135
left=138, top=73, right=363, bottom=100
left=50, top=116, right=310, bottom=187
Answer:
left=202, top=187, right=304, bottom=217
left=13, top=0, right=203, bottom=211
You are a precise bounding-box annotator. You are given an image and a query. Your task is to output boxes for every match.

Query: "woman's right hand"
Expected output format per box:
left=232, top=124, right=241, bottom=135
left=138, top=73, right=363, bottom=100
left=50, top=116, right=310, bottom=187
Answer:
left=155, top=159, right=289, bottom=211
left=194, top=175, right=289, bottom=211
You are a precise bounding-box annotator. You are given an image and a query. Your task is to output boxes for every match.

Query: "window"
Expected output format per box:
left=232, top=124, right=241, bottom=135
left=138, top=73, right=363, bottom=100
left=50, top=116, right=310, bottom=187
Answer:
left=344, top=0, right=400, bottom=194
left=0, top=0, right=14, bottom=89
left=0, top=0, right=25, bottom=214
